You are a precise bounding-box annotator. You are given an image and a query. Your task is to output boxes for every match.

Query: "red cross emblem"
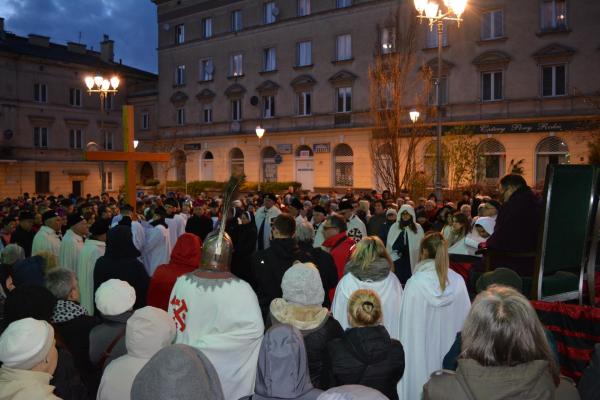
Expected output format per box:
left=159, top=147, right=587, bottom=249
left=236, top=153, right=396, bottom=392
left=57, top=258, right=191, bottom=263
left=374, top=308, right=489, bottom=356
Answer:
left=170, top=296, right=188, bottom=332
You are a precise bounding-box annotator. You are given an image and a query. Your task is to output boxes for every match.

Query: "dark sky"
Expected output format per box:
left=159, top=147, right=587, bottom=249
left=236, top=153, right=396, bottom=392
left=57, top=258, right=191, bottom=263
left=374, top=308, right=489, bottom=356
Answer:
left=0, top=0, right=158, bottom=73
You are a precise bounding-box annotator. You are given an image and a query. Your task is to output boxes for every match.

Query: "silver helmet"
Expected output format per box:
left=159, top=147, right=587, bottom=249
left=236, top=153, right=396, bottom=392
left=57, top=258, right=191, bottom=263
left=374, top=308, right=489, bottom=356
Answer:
left=199, top=230, right=233, bottom=272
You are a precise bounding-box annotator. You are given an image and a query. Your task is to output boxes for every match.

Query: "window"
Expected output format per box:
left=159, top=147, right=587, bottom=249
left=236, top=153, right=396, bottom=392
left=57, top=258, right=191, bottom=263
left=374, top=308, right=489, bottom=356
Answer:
left=482, top=71, right=503, bottom=101
left=230, top=148, right=245, bottom=176
left=477, top=139, right=506, bottom=182
left=428, top=76, right=448, bottom=105
left=34, top=83, right=47, bottom=103
left=102, top=171, right=113, bottom=191
left=69, top=88, right=81, bottom=107
left=336, top=34, right=352, bottom=61
left=104, top=94, right=113, bottom=111
left=336, top=0, right=351, bottom=8
left=33, top=127, right=48, bottom=148
left=481, top=10, right=504, bottom=40
left=298, top=0, right=310, bottom=16
left=69, top=129, right=82, bottom=149
left=175, top=65, right=186, bottom=85
left=177, top=108, right=186, bottom=125
left=202, top=17, right=213, bottom=38
left=425, top=23, right=448, bottom=48
left=103, top=131, right=113, bottom=150
left=263, top=95, right=275, bottom=118
left=176, top=24, right=185, bottom=44
left=200, top=58, right=214, bottom=81
left=262, top=146, right=278, bottom=182
left=232, top=99, right=242, bottom=121
left=230, top=54, right=243, bottom=76
left=334, top=144, right=353, bottom=187
left=231, top=10, right=243, bottom=32
left=297, top=41, right=312, bottom=66
left=203, top=106, right=213, bottom=123
left=542, top=65, right=566, bottom=97
left=381, top=27, right=396, bottom=54
left=541, top=0, right=567, bottom=31
left=264, top=2, right=277, bottom=24
left=336, top=87, right=352, bottom=113
left=141, top=113, right=150, bottom=130
left=263, top=47, right=276, bottom=71
left=35, top=171, right=50, bottom=194
left=535, top=136, right=569, bottom=183
left=298, top=91, right=312, bottom=116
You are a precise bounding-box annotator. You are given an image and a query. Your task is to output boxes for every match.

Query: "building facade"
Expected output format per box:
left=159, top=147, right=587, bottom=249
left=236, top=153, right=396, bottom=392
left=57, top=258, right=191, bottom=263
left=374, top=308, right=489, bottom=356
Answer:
left=0, top=17, right=157, bottom=198
left=152, top=0, right=599, bottom=192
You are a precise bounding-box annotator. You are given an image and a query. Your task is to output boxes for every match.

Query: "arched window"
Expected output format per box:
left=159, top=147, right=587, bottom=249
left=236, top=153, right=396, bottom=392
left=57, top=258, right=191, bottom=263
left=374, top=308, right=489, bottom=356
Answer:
left=334, top=143, right=354, bottom=187
left=230, top=148, right=245, bottom=177
left=423, top=140, right=448, bottom=186
left=262, top=146, right=277, bottom=183
left=203, top=151, right=214, bottom=160
left=536, top=137, right=569, bottom=184
left=477, top=139, right=506, bottom=183
left=295, top=145, right=313, bottom=158
left=140, top=162, right=154, bottom=184
left=201, top=151, right=214, bottom=181
left=172, top=150, right=187, bottom=183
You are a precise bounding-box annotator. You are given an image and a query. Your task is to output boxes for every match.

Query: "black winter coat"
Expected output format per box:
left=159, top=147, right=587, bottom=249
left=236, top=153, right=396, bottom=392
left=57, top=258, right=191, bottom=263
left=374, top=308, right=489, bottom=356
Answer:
left=229, top=222, right=258, bottom=284
left=185, top=214, right=214, bottom=242
left=327, top=325, right=405, bottom=400
left=297, top=241, right=338, bottom=308
left=303, top=317, right=344, bottom=390
left=10, top=225, right=35, bottom=257
left=250, top=238, right=312, bottom=320
left=93, top=225, right=149, bottom=311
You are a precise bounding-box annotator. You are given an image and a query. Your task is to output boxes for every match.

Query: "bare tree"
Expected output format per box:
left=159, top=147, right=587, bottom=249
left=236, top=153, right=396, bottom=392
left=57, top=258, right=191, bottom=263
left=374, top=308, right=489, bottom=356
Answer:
left=369, top=8, right=431, bottom=196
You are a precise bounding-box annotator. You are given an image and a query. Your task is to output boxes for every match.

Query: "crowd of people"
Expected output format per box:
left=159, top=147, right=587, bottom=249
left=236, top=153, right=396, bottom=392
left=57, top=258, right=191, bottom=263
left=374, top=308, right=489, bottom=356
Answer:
left=0, top=174, right=597, bottom=399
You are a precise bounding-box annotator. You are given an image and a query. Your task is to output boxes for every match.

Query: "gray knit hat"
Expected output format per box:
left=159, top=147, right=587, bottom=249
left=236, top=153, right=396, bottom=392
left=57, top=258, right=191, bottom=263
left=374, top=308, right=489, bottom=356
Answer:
left=131, top=344, right=224, bottom=400
left=281, top=262, right=324, bottom=306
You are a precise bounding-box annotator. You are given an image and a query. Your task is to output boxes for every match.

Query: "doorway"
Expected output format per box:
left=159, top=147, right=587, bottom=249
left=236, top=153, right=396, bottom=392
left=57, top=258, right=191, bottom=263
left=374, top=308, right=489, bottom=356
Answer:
left=72, top=180, right=82, bottom=197
left=295, top=145, right=314, bottom=191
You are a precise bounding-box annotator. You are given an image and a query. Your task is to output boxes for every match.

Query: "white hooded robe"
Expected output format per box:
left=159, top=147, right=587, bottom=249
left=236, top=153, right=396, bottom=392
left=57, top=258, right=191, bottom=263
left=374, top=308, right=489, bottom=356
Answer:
left=255, top=205, right=281, bottom=250
left=76, top=239, right=106, bottom=315
left=332, top=271, right=403, bottom=340
left=31, top=225, right=61, bottom=262
left=397, top=259, right=471, bottom=400
left=58, top=229, right=84, bottom=272
left=346, top=214, right=367, bottom=244
left=386, top=205, right=425, bottom=274
left=142, top=225, right=171, bottom=277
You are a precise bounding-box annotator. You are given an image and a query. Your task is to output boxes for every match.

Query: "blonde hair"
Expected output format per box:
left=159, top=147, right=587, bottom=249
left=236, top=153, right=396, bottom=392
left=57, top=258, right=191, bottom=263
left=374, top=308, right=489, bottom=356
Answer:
left=349, top=236, right=393, bottom=271
left=37, top=252, right=58, bottom=274
left=420, top=232, right=449, bottom=292
left=348, top=289, right=382, bottom=327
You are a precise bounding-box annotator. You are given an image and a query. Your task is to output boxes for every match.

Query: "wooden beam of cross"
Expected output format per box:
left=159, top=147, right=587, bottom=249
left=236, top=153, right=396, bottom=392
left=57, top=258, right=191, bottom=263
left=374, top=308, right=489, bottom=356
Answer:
left=84, top=105, right=170, bottom=203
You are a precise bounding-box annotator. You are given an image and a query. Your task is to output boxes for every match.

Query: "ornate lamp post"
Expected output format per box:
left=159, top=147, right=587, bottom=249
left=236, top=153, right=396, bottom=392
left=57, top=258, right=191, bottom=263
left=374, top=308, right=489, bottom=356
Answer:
left=84, top=75, right=120, bottom=193
left=414, top=0, right=467, bottom=200
left=255, top=125, right=265, bottom=192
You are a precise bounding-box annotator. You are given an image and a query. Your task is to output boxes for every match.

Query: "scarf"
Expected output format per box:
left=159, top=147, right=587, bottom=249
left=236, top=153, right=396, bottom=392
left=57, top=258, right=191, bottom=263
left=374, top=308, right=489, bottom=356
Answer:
left=51, top=299, right=88, bottom=323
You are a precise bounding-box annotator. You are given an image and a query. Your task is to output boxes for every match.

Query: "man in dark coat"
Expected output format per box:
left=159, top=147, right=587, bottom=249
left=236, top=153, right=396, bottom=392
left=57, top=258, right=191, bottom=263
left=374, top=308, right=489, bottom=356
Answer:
left=486, top=174, right=542, bottom=276
left=185, top=200, right=214, bottom=241
left=250, top=214, right=311, bottom=321
left=10, top=210, right=36, bottom=257
left=93, top=225, right=149, bottom=311
left=367, top=199, right=387, bottom=238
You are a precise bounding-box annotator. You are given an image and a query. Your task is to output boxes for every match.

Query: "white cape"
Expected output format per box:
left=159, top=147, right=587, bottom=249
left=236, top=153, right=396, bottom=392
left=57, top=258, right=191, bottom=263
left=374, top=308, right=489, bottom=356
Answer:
left=32, top=225, right=61, bottom=263
left=168, top=273, right=264, bottom=400
left=332, top=272, right=403, bottom=340
left=397, top=259, right=471, bottom=400
left=386, top=205, right=424, bottom=273
left=76, top=239, right=106, bottom=315
left=166, top=214, right=186, bottom=252
left=255, top=205, right=281, bottom=250
left=346, top=214, right=367, bottom=244
left=142, top=225, right=171, bottom=277
left=58, top=229, right=84, bottom=272
left=312, top=221, right=325, bottom=248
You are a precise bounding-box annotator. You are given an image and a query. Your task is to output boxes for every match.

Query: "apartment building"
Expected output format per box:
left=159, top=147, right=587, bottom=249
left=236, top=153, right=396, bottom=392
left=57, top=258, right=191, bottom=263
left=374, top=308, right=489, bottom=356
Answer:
left=0, top=17, right=157, bottom=197
left=152, top=0, right=600, bottom=190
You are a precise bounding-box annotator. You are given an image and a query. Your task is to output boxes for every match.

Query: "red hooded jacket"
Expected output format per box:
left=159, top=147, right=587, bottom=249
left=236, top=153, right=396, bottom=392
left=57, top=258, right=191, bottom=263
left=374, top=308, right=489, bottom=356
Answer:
left=146, top=233, right=201, bottom=310
left=322, top=231, right=355, bottom=300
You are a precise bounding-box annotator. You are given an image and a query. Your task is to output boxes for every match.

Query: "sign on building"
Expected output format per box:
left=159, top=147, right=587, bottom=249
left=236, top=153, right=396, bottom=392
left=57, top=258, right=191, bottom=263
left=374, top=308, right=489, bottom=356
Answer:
left=183, top=143, right=202, bottom=150
left=313, top=143, right=330, bottom=153
left=276, top=144, right=292, bottom=154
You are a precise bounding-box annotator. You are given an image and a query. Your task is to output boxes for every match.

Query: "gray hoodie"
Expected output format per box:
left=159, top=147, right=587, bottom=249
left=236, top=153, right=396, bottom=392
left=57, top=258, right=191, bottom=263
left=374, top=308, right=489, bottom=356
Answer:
left=249, top=324, right=323, bottom=400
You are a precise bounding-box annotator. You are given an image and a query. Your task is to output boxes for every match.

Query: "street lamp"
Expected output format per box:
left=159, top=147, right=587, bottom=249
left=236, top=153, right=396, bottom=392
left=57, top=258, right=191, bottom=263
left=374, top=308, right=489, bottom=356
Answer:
left=84, top=74, right=120, bottom=193
left=409, top=109, right=420, bottom=124
left=255, top=126, right=265, bottom=192
left=133, top=140, right=139, bottom=149
left=414, top=0, right=467, bottom=200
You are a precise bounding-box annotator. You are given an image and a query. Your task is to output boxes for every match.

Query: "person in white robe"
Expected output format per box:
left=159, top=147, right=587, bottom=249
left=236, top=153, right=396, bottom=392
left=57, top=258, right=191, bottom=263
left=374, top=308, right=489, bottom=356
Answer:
left=168, top=232, right=263, bottom=400
left=76, top=219, right=108, bottom=315
left=337, top=200, right=367, bottom=244
left=311, top=205, right=327, bottom=248
left=164, top=199, right=186, bottom=252
left=386, top=204, right=425, bottom=284
left=142, top=207, right=172, bottom=277
left=255, top=194, right=281, bottom=250
left=397, top=232, right=471, bottom=400
left=31, top=210, right=62, bottom=265
left=58, top=213, right=88, bottom=272
left=331, top=236, right=403, bottom=340
left=111, top=205, right=146, bottom=253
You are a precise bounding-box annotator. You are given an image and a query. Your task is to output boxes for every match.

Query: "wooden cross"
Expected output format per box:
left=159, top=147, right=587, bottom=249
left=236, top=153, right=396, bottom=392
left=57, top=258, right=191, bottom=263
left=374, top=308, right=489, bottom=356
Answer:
left=84, top=105, right=170, bottom=203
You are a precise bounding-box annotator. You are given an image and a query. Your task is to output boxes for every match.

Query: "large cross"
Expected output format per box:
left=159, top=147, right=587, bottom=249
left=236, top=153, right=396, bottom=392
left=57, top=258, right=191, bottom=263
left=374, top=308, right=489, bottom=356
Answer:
left=84, top=105, right=170, bottom=203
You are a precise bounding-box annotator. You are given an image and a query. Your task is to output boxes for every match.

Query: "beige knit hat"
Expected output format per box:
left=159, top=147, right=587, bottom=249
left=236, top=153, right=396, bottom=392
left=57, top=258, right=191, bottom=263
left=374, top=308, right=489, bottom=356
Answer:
left=0, top=318, right=54, bottom=370
left=95, top=279, right=136, bottom=316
